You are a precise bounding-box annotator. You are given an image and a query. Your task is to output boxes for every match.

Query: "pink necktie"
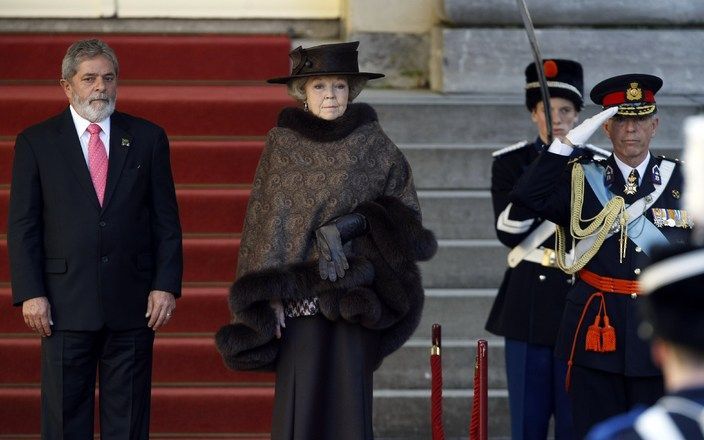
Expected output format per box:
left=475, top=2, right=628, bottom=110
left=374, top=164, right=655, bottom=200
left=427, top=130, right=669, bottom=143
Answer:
left=87, top=123, right=108, bottom=206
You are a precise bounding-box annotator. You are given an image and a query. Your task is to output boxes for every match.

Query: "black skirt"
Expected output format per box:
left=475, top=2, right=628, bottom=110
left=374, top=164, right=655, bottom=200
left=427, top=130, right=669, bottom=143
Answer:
left=271, top=314, right=381, bottom=440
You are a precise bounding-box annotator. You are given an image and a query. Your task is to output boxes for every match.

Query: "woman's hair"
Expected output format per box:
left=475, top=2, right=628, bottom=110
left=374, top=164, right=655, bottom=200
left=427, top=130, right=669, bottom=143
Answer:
left=287, top=75, right=368, bottom=103
left=62, top=39, right=119, bottom=80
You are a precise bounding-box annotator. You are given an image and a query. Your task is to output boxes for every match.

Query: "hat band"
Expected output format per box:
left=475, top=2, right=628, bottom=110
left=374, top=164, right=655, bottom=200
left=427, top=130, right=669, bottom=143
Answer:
left=603, top=90, right=655, bottom=107
left=616, top=104, right=657, bottom=117
left=639, top=248, right=704, bottom=294
left=525, top=81, right=582, bottom=98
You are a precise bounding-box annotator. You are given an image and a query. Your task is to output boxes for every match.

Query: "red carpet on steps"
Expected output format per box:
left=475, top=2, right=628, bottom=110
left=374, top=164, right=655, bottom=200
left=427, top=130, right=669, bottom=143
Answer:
left=0, top=34, right=290, bottom=81
left=0, top=33, right=291, bottom=437
left=0, top=84, right=293, bottom=137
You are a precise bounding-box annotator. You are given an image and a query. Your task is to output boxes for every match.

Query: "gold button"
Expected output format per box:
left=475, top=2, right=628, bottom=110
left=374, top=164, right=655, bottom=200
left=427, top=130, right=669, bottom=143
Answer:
left=634, top=268, right=641, bottom=275
left=631, top=293, right=637, bottom=299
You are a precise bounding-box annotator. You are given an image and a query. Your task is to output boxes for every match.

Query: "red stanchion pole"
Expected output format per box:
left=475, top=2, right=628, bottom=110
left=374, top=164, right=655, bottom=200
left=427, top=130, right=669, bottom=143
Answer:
left=469, top=339, right=488, bottom=440
left=430, top=323, right=445, bottom=440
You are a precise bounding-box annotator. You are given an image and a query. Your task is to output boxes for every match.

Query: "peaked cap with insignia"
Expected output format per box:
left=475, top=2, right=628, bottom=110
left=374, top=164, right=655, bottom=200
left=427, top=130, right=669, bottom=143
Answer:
left=590, top=73, right=663, bottom=117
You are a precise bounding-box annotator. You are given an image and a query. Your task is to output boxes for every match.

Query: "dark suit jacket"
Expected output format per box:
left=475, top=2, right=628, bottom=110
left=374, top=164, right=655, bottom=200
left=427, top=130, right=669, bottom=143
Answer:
left=8, top=108, right=183, bottom=331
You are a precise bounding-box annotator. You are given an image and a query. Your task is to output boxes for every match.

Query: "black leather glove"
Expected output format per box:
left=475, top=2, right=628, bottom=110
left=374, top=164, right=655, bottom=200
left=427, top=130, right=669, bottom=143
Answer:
left=315, top=213, right=369, bottom=281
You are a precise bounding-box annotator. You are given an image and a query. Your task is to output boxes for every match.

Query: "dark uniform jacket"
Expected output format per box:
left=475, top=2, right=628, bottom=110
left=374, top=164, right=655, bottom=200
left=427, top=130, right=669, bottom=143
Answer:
left=8, top=108, right=183, bottom=331
left=512, top=151, right=690, bottom=376
left=486, top=138, right=574, bottom=346
left=587, top=387, right=704, bottom=440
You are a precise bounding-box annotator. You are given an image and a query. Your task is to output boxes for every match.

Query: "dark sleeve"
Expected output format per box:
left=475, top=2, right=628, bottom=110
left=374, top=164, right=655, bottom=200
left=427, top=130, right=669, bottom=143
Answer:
left=148, top=128, right=183, bottom=297
left=510, top=151, right=573, bottom=227
left=7, top=133, right=46, bottom=305
left=491, top=155, right=541, bottom=248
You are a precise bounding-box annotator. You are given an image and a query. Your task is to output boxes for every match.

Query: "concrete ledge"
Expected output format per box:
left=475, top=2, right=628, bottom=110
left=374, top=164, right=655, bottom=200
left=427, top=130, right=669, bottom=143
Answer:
left=437, top=0, right=704, bottom=26
left=0, top=18, right=340, bottom=38
left=431, top=27, right=704, bottom=95
left=350, top=32, right=430, bottom=89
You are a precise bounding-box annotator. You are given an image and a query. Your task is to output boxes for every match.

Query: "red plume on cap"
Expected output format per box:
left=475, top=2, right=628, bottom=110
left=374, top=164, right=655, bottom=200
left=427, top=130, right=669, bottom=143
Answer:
left=543, top=60, right=558, bottom=78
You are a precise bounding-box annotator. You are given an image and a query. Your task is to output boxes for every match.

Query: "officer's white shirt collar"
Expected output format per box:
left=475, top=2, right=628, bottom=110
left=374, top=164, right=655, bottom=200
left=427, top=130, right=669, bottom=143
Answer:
left=69, top=105, right=111, bottom=163
left=613, top=152, right=651, bottom=186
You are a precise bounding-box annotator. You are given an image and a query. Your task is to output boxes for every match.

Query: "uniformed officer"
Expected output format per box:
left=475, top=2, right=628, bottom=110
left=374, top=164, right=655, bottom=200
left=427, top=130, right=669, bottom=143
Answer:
left=511, top=73, right=692, bottom=437
left=586, top=244, right=704, bottom=440
left=486, top=59, right=605, bottom=440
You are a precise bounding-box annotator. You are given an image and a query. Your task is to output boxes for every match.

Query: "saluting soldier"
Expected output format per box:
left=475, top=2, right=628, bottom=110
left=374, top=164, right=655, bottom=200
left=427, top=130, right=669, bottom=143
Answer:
left=486, top=59, right=607, bottom=440
left=511, top=74, right=693, bottom=437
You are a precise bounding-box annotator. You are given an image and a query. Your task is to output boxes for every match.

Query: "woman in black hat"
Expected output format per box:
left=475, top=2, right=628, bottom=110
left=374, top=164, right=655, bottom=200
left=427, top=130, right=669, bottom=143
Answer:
left=216, top=41, right=436, bottom=439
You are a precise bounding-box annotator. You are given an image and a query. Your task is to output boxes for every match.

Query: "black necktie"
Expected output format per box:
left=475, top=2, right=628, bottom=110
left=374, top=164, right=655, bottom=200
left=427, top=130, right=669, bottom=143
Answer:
left=624, top=168, right=639, bottom=195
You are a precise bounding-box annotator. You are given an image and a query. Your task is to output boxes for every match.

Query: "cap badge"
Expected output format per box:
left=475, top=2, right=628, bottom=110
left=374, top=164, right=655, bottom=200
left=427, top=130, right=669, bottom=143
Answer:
left=627, top=82, right=642, bottom=101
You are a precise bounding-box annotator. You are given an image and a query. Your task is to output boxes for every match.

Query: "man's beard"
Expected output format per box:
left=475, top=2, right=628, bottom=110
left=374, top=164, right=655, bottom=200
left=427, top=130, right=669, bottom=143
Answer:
left=72, top=91, right=116, bottom=122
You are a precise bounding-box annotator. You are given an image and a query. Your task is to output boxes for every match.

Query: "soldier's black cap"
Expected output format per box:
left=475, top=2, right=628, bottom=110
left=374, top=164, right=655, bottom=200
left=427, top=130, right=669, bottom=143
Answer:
left=639, top=244, right=704, bottom=351
left=590, top=73, right=663, bottom=117
left=525, top=59, right=584, bottom=111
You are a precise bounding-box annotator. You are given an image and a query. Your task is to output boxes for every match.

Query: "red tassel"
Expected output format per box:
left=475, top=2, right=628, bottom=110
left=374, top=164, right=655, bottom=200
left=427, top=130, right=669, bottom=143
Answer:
left=585, top=315, right=602, bottom=352
left=601, top=316, right=616, bottom=352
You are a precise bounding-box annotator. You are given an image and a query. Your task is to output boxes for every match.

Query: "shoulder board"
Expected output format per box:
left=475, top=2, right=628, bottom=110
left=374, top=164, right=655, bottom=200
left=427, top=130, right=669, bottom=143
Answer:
left=583, top=143, right=611, bottom=161
left=492, top=140, right=529, bottom=158
left=657, top=155, right=682, bottom=165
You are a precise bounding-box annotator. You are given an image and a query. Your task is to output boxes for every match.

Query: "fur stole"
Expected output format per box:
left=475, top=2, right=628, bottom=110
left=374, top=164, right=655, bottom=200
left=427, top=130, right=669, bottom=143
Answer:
left=276, top=102, right=378, bottom=142
left=215, top=196, right=437, bottom=371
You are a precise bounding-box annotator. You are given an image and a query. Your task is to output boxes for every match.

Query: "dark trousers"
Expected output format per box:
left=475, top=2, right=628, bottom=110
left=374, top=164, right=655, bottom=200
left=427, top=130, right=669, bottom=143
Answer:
left=568, top=364, right=663, bottom=439
left=40, top=327, right=155, bottom=440
left=505, top=338, right=575, bottom=440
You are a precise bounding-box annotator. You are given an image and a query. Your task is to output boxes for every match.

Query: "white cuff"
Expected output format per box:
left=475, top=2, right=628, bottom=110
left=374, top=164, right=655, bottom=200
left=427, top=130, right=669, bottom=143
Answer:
left=547, top=138, right=574, bottom=156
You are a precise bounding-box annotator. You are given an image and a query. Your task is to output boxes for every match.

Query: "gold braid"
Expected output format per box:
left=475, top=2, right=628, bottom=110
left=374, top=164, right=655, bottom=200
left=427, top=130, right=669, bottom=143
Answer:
left=555, top=162, right=628, bottom=274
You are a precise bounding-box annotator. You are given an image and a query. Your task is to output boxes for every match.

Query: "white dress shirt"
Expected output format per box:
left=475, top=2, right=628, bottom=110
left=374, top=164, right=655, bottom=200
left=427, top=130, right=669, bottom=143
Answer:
left=69, top=105, right=111, bottom=166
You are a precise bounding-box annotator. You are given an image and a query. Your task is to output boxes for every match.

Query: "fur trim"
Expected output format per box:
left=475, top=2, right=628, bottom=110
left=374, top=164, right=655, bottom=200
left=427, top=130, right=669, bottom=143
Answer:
left=277, top=103, right=378, bottom=142
left=215, top=195, right=437, bottom=371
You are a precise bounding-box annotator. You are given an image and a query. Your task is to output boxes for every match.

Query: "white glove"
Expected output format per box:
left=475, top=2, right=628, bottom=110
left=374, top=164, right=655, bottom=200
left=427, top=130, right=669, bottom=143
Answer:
left=565, top=106, right=619, bottom=146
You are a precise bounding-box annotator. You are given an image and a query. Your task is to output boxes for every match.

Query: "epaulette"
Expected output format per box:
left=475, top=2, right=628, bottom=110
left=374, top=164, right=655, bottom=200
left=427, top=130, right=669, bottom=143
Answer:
left=583, top=143, right=611, bottom=161
left=657, top=155, right=683, bottom=165
left=492, top=140, right=529, bottom=158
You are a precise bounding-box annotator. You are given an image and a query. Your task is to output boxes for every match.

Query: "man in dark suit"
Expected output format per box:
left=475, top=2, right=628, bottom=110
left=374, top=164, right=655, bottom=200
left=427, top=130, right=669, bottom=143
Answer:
left=512, top=74, right=691, bottom=437
left=8, top=38, right=182, bottom=439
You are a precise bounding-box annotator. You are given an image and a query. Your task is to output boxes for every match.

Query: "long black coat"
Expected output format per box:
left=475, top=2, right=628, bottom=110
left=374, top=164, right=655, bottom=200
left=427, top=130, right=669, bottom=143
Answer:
left=485, top=138, right=574, bottom=346
left=8, top=108, right=183, bottom=330
left=512, top=151, right=690, bottom=376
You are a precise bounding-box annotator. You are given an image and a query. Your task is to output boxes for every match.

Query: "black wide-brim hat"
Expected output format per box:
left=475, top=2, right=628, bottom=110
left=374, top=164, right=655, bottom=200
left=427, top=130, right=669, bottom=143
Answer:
left=267, top=41, right=384, bottom=84
left=590, top=73, right=663, bottom=117
left=525, top=59, right=584, bottom=111
left=639, top=244, right=704, bottom=351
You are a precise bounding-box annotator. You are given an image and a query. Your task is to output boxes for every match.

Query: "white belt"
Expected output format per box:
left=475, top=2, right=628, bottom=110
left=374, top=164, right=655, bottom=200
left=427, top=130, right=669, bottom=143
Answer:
left=521, top=247, right=573, bottom=268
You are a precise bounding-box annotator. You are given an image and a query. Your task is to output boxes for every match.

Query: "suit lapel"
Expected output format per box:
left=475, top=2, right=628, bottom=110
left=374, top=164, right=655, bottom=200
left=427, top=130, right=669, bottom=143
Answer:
left=102, top=112, right=132, bottom=211
left=56, top=108, right=102, bottom=210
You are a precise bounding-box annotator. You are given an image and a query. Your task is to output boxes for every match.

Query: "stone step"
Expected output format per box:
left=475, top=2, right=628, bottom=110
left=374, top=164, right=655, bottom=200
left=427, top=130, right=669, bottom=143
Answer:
left=376, top=336, right=507, bottom=390
left=421, top=240, right=507, bottom=288
left=407, top=141, right=684, bottom=190
left=430, top=28, right=704, bottom=95
left=374, top=390, right=510, bottom=439
left=438, top=0, right=704, bottom=26
left=364, top=90, right=696, bottom=148
left=418, top=190, right=495, bottom=239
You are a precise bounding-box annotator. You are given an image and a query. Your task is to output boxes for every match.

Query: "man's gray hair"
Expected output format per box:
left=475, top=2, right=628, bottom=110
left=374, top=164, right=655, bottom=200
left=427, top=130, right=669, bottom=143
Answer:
left=61, top=39, right=119, bottom=80
left=286, top=75, right=368, bottom=102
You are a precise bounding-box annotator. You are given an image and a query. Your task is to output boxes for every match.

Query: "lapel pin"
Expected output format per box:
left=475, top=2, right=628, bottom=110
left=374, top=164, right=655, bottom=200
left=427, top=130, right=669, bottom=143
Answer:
left=121, top=138, right=130, bottom=147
